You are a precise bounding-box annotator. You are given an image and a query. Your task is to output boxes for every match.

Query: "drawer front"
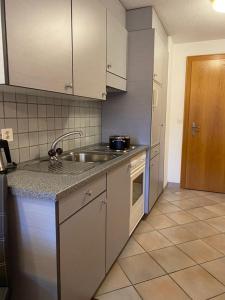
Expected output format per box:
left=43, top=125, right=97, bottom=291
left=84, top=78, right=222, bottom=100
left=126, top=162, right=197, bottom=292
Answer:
left=58, top=175, right=106, bottom=224
left=151, top=144, right=160, bottom=159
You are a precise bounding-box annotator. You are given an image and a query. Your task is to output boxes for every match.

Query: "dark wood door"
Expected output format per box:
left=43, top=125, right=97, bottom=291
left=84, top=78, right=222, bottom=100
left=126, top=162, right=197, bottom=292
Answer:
left=181, top=54, right=225, bottom=193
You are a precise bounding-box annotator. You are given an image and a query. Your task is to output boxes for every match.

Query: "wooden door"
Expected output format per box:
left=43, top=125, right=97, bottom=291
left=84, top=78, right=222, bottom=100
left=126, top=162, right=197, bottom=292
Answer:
left=5, top=0, right=73, bottom=94
left=181, top=54, right=225, bottom=193
left=60, top=193, right=106, bottom=300
left=107, top=12, right=128, bottom=79
left=73, top=0, right=107, bottom=100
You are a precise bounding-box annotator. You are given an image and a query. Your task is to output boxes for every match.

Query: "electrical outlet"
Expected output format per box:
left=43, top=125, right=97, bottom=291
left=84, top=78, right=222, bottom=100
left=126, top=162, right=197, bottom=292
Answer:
left=1, top=128, right=13, bottom=142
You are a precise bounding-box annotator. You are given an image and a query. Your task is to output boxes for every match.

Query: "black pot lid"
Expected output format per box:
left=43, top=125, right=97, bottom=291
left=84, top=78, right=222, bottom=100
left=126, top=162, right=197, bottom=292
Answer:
left=110, top=135, right=130, bottom=139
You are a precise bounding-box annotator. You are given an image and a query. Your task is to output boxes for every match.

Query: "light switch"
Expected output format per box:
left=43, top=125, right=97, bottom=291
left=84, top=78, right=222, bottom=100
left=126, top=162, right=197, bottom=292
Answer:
left=1, top=128, right=14, bottom=142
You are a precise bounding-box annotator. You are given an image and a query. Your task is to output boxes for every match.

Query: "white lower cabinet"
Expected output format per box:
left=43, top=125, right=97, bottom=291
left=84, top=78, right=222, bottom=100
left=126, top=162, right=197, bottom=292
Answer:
left=60, top=192, right=106, bottom=300
left=106, top=162, right=130, bottom=272
left=59, top=160, right=132, bottom=298
left=59, top=161, right=132, bottom=299
left=9, top=154, right=145, bottom=300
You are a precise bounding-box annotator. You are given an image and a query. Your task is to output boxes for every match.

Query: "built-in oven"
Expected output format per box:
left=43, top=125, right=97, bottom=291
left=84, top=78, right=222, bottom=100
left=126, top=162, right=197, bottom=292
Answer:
left=129, top=153, right=146, bottom=234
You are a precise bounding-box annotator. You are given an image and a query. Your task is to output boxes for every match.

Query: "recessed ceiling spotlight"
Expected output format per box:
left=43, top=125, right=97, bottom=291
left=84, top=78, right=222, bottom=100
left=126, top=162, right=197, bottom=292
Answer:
left=211, top=0, right=225, bottom=12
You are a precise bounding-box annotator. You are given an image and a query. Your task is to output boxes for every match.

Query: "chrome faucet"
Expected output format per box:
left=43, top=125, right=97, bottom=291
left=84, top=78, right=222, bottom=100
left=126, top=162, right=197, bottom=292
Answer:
left=48, top=130, right=83, bottom=159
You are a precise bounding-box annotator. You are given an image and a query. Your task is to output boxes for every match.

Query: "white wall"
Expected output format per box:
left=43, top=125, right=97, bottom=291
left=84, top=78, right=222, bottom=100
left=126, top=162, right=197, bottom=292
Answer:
left=166, top=38, right=225, bottom=183
left=152, top=8, right=168, bottom=44
left=99, top=0, right=126, bottom=26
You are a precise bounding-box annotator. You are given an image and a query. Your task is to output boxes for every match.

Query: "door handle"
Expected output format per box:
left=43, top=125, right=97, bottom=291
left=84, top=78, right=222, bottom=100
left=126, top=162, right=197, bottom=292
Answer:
left=192, top=122, right=200, bottom=135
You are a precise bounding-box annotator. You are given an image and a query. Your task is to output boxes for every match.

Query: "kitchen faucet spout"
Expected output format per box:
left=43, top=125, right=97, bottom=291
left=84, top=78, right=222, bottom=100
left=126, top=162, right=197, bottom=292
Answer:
left=48, top=130, right=83, bottom=159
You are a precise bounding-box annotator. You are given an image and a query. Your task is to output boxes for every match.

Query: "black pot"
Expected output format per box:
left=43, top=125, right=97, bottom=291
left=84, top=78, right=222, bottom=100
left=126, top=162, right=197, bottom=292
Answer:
left=109, top=135, right=130, bottom=150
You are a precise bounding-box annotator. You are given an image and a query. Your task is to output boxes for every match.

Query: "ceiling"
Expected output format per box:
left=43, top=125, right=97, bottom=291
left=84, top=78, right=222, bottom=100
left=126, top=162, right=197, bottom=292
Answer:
left=120, top=0, right=225, bottom=43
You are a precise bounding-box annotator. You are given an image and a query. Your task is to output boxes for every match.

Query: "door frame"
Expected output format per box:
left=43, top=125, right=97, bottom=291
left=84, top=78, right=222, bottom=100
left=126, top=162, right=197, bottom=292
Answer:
left=180, top=53, right=225, bottom=188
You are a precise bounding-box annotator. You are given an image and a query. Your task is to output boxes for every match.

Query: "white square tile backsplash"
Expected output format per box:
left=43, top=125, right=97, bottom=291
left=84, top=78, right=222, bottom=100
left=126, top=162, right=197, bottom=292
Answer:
left=0, top=92, right=102, bottom=163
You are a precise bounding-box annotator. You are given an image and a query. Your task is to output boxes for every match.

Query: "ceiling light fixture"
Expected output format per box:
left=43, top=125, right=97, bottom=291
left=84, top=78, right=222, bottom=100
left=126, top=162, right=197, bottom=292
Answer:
left=211, top=0, right=225, bottom=12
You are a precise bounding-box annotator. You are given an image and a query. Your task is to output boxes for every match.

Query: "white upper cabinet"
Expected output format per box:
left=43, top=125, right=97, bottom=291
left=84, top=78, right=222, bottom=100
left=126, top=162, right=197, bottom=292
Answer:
left=5, top=0, right=73, bottom=94
left=152, top=9, right=168, bottom=85
left=73, top=0, right=107, bottom=100
left=107, top=13, right=128, bottom=80
left=1, top=0, right=126, bottom=100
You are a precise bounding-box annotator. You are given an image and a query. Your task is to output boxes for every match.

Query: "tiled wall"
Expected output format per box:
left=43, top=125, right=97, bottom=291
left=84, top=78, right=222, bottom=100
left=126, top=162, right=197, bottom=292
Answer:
left=0, top=92, right=102, bottom=163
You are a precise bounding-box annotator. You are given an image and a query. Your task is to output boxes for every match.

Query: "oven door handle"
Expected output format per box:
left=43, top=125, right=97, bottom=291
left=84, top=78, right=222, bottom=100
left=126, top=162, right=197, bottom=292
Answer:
left=130, top=164, right=145, bottom=179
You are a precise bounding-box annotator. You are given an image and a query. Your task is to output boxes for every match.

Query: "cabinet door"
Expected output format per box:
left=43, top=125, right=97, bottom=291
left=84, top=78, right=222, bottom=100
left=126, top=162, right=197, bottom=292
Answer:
left=60, top=193, right=106, bottom=300
left=107, top=13, right=128, bottom=79
left=149, top=155, right=160, bottom=210
left=151, top=82, right=162, bottom=147
left=73, top=0, right=107, bottom=100
left=158, top=128, right=166, bottom=195
left=158, top=94, right=167, bottom=195
left=153, top=30, right=164, bottom=84
left=106, top=163, right=130, bottom=272
left=5, top=0, right=73, bottom=94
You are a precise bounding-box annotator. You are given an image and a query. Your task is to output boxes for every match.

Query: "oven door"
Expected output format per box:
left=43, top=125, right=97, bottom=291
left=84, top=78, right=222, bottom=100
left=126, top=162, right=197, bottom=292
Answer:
left=130, top=164, right=145, bottom=234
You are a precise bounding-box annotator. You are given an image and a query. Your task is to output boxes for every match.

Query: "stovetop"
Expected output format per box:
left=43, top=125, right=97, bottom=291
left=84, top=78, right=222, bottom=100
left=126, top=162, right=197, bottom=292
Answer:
left=88, top=144, right=136, bottom=153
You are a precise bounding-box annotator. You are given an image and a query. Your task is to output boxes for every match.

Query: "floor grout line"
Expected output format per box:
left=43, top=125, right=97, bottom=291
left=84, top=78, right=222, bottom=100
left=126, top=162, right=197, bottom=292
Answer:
left=168, top=273, right=193, bottom=300
left=207, top=291, right=225, bottom=299
left=96, top=187, right=225, bottom=299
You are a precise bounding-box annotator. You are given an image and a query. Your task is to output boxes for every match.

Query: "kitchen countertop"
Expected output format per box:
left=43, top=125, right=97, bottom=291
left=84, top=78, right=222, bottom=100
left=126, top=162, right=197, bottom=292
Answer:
left=7, top=144, right=148, bottom=201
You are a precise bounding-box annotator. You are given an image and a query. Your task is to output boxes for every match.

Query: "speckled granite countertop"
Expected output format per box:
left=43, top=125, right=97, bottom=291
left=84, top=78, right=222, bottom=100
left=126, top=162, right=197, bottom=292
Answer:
left=7, top=145, right=148, bottom=201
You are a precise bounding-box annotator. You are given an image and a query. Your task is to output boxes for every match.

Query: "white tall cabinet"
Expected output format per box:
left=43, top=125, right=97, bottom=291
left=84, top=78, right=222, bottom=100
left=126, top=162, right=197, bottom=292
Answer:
left=150, top=10, right=168, bottom=209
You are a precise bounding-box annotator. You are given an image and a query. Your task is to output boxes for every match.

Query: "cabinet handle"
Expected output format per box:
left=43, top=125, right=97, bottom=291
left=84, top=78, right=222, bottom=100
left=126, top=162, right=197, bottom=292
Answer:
left=107, top=64, right=112, bottom=69
left=65, top=83, right=73, bottom=90
left=85, top=190, right=92, bottom=197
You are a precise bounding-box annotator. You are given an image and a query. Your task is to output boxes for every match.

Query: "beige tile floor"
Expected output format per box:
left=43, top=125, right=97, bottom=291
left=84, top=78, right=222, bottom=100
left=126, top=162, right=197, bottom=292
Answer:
left=95, top=184, right=225, bottom=300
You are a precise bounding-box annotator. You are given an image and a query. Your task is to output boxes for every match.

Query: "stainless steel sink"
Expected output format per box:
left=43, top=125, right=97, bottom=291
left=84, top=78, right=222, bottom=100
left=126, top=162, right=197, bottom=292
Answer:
left=19, top=151, right=123, bottom=175
left=60, top=152, right=121, bottom=163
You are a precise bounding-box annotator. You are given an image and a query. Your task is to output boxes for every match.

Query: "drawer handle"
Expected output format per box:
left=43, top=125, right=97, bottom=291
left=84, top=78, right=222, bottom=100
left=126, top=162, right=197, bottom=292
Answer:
left=85, top=190, right=92, bottom=197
